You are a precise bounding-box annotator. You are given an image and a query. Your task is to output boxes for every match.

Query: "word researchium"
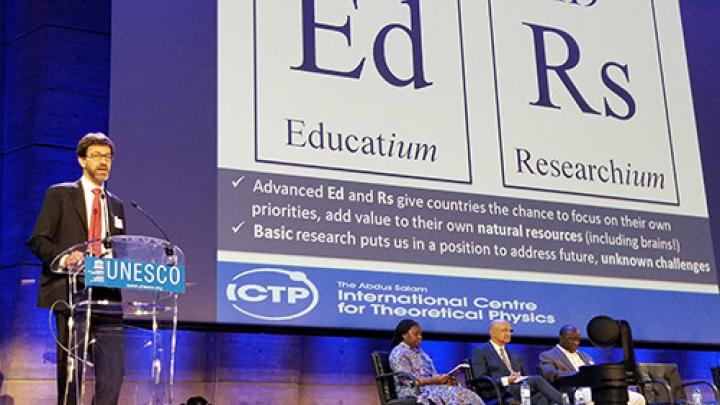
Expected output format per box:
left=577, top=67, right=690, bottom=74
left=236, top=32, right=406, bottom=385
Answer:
left=286, top=118, right=437, bottom=162
left=515, top=147, right=665, bottom=189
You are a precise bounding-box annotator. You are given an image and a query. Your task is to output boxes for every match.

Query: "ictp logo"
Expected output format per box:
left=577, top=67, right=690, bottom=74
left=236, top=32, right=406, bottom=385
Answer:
left=225, top=268, right=319, bottom=320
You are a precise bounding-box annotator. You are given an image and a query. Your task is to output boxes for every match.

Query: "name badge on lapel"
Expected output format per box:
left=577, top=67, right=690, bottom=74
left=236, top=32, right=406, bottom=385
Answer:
left=114, top=216, right=124, bottom=230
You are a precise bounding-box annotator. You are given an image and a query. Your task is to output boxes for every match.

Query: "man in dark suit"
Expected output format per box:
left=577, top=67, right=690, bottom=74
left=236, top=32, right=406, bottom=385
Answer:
left=538, top=325, right=645, bottom=405
left=28, top=133, right=126, bottom=405
left=538, top=325, right=593, bottom=384
left=471, top=320, right=562, bottom=405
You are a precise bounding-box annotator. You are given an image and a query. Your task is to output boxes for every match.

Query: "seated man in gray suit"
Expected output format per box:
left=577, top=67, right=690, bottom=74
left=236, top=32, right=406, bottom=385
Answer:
left=538, top=324, right=645, bottom=405
left=472, top=320, right=563, bottom=405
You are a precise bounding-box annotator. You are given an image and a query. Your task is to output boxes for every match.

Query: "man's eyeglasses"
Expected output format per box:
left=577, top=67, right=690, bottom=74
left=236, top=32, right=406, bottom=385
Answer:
left=85, top=153, right=113, bottom=162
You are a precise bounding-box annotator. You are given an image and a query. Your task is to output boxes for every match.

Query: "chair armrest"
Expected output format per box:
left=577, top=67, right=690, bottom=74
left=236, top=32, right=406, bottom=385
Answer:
left=683, top=380, right=720, bottom=400
left=376, top=370, right=420, bottom=395
left=467, top=375, right=505, bottom=405
left=376, top=370, right=417, bottom=383
left=638, top=377, right=673, bottom=403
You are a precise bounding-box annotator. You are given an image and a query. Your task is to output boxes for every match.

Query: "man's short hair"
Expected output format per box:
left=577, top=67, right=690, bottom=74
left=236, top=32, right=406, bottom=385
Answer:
left=77, top=132, right=115, bottom=157
left=559, top=324, right=577, bottom=336
left=489, top=319, right=509, bottom=333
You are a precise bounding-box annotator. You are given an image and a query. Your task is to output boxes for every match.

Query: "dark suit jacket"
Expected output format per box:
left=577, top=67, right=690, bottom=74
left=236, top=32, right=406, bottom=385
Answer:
left=471, top=342, right=527, bottom=384
left=537, top=346, right=593, bottom=383
left=28, top=180, right=126, bottom=308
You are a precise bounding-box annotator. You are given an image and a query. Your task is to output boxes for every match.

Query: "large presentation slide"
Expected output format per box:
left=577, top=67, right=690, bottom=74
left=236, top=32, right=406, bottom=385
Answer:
left=111, top=0, right=720, bottom=344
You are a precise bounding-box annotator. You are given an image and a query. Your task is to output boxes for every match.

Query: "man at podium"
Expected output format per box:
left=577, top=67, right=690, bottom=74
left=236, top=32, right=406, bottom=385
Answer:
left=28, top=132, right=126, bottom=405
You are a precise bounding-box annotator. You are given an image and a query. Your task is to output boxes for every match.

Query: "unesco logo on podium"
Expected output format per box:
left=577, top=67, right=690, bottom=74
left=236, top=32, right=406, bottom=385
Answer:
left=85, top=257, right=185, bottom=293
left=89, top=258, right=106, bottom=284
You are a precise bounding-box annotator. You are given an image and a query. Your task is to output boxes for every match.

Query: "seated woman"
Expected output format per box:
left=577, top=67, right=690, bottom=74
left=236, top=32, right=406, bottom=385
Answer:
left=389, top=319, right=484, bottom=405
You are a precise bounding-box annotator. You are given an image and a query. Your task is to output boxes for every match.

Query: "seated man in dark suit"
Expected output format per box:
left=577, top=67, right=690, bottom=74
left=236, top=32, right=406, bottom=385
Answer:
left=471, top=320, right=563, bottom=405
left=538, top=324, right=645, bottom=405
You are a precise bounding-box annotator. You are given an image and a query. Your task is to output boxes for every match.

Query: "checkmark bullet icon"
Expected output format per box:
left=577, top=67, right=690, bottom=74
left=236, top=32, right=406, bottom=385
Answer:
left=232, top=222, right=245, bottom=233
left=232, top=176, right=245, bottom=188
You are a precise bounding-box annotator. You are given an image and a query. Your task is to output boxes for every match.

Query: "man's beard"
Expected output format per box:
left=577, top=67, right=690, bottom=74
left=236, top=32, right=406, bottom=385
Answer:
left=87, top=166, right=110, bottom=182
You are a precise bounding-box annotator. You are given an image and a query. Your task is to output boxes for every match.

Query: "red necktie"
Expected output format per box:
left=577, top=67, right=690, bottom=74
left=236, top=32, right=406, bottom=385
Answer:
left=88, top=188, right=102, bottom=256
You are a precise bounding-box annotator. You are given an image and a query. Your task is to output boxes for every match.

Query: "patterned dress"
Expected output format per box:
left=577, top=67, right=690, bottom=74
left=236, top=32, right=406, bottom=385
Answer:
left=389, top=342, right=484, bottom=405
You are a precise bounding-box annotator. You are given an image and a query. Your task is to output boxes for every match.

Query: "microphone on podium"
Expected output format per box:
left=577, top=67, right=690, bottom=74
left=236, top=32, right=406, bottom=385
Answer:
left=130, top=200, right=175, bottom=262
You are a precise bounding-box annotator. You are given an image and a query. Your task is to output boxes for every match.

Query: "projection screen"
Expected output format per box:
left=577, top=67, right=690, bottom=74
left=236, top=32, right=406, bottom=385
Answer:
left=110, top=0, right=720, bottom=344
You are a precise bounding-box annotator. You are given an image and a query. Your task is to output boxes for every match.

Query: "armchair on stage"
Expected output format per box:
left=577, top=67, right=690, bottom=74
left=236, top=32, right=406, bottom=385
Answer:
left=371, top=351, right=419, bottom=405
left=636, top=363, right=719, bottom=405
left=51, top=235, right=185, bottom=405
left=463, top=361, right=506, bottom=405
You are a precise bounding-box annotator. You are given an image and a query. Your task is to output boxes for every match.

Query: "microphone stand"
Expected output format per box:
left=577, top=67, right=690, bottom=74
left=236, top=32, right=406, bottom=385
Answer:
left=77, top=189, right=116, bottom=403
left=130, top=200, right=175, bottom=264
left=101, top=192, right=113, bottom=253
